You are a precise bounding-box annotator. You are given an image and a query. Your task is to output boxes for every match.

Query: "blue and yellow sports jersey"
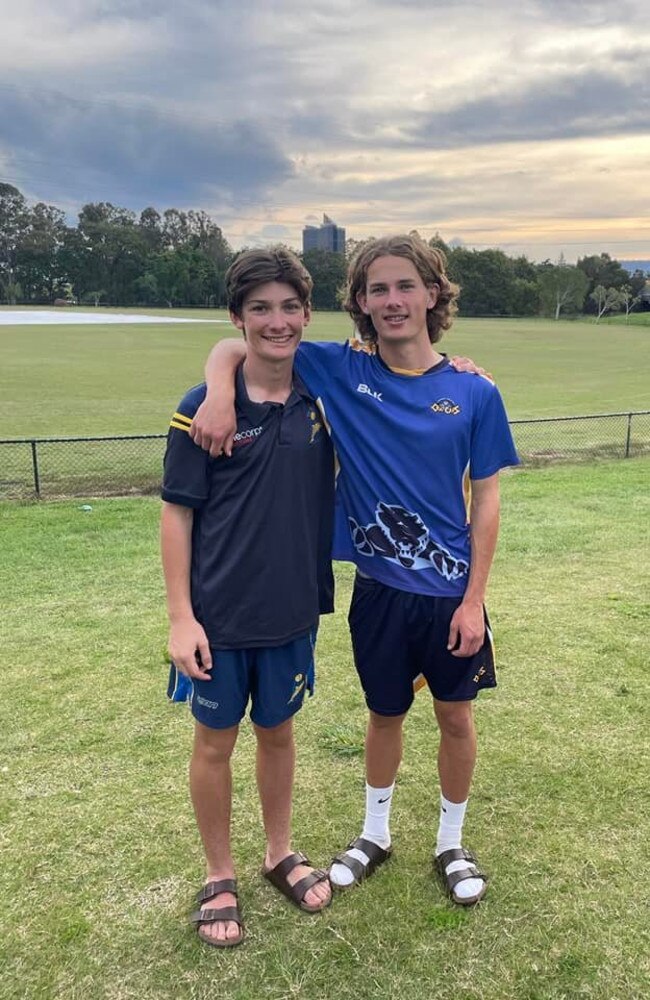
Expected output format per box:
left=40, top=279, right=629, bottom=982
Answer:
left=294, top=340, right=519, bottom=598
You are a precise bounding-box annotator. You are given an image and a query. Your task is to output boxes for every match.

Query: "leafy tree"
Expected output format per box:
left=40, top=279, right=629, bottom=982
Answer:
left=14, top=202, right=67, bottom=303
left=577, top=253, right=638, bottom=313
left=428, top=233, right=451, bottom=257
left=618, top=284, right=641, bottom=322
left=447, top=247, right=518, bottom=316
left=0, top=183, right=29, bottom=302
left=590, top=284, right=622, bottom=322
left=139, top=207, right=163, bottom=253
left=301, top=248, right=347, bottom=310
left=537, top=258, right=588, bottom=319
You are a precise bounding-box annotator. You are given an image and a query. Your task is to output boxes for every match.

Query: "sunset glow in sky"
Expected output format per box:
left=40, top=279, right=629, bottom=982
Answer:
left=1, top=0, right=648, bottom=261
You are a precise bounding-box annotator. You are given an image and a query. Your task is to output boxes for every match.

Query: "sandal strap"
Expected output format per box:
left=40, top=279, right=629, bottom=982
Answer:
left=288, top=868, right=329, bottom=902
left=196, top=878, right=238, bottom=905
left=332, top=852, right=368, bottom=882
left=266, top=851, right=310, bottom=883
left=190, top=904, right=242, bottom=927
left=436, top=847, right=476, bottom=870
left=445, top=865, right=482, bottom=891
left=332, top=837, right=392, bottom=882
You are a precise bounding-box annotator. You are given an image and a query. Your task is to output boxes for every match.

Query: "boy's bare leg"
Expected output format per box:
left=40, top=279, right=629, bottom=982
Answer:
left=434, top=700, right=476, bottom=802
left=190, top=721, right=241, bottom=943
left=365, top=710, right=405, bottom=787
left=330, top=711, right=406, bottom=886
left=255, top=718, right=331, bottom=908
left=433, top=699, right=485, bottom=901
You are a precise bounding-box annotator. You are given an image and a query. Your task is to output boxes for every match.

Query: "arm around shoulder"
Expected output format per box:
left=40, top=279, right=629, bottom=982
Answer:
left=189, top=338, right=246, bottom=456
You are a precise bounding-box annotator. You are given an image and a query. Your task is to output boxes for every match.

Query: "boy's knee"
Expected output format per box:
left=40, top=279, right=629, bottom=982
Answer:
left=435, top=702, right=474, bottom=740
left=193, top=723, right=238, bottom=765
left=254, top=717, right=294, bottom=750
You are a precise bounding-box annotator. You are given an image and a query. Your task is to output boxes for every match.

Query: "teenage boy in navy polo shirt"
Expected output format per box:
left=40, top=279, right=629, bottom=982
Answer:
left=161, top=248, right=334, bottom=948
left=191, top=234, right=518, bottom=908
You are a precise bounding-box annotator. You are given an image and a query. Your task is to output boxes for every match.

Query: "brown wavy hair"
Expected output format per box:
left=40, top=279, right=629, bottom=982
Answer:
left=227, top=246, right=313, bottom=317
left=343, top=234, right=459, bottom=344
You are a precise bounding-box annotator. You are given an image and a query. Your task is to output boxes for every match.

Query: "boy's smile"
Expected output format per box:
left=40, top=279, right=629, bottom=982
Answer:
left=231, top=281, right=310, bottom=363
left=357, top=255, right=438, bottom=347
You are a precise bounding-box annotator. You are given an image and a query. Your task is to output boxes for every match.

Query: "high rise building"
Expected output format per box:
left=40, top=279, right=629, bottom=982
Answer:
left=302, top=214, right=346, bottom=254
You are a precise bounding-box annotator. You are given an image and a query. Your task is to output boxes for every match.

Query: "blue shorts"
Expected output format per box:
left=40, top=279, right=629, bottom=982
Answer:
left=168, top=627, right=317, bottom=730
left=348, top=574, right=496, bottom=714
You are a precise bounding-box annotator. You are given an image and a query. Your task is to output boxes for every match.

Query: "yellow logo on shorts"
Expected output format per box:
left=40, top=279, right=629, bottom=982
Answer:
left=288, top=673, right=305, bottom=703
left=473, top=665, right=486, bottom=684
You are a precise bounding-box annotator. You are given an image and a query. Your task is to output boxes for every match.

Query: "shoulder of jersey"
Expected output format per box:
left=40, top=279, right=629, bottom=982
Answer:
left=169, top=383, right=207, bottom=433
left=452, top=368, right=496, bottom=388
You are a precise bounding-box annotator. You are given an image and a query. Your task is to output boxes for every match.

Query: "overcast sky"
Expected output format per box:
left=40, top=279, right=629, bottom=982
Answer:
left=1, top=0, right=648, bottom=261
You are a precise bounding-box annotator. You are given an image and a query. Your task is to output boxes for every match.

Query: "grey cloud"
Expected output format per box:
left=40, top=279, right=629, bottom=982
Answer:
left=403, top=69, right=650, bottom=149
left=0, top=86, right=294, bottom=209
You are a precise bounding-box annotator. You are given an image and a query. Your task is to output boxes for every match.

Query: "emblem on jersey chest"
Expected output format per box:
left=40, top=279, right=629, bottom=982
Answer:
left=431, top=397, right=460, bottom=415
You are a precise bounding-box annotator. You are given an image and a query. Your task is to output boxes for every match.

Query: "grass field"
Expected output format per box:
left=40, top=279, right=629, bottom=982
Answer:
left=1, top=458, right=649, bottom=1000
left=1, top=312, right=649, bottom=440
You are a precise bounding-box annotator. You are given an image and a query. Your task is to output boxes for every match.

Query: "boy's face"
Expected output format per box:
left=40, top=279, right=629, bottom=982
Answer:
left=230, top=281, right=310, bottom=363
left=356, top=255, right=438, bottom=347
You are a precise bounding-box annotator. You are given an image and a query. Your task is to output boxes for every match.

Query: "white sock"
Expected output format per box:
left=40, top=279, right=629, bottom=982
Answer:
left=435, top=795, right=485, bottom=901
left=330, top=783, right=394, bottom=888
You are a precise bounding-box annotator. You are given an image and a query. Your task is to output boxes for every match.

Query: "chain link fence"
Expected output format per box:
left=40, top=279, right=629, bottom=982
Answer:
left=1, top=411, right=649, bottom=500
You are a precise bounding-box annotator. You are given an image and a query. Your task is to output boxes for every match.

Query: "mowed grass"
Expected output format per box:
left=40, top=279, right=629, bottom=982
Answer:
left=1, top=311, right=649, bottom=439
left=1, top=458, right=649, bottom=1000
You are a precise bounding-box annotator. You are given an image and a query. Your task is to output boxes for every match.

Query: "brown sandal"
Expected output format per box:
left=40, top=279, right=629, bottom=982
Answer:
left=434, top=847, right=488, bottom=906
left=330, top=836, right=393, bottom=889
left=262, top=852, right=331, bottom=913
left=189, top=878, right=244, bottom=947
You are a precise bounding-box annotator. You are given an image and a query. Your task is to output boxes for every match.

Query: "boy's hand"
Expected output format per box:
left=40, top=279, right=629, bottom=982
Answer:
left=447, top=600, right=485, bottom=657
left=449, top=355, right=491, bottom=380
left=190, top=395, right=237, bottom=457
left=169, top=618, right=213, bottom=680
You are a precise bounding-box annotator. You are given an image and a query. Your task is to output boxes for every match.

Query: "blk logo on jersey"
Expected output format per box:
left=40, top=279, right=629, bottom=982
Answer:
left=357, top=383, right=383, bottom=402
left=349, top=502, right=468, bottom=580
left=431, top=397, right=460, bottom=415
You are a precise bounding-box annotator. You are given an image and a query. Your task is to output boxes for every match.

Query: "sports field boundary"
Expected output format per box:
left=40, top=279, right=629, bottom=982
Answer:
left=1, top=410, right=649, bottom=499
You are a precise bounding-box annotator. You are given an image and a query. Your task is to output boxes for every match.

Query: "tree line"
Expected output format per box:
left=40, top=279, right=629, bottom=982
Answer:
left=0, top=184, right=647, bottom=319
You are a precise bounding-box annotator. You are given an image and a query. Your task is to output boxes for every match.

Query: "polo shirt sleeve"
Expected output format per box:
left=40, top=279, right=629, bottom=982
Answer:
left=294, top=340, right=349, bottom=398
left=161, top=384, right=210, bottom=508
left=470, top=379, right=520, bottom=480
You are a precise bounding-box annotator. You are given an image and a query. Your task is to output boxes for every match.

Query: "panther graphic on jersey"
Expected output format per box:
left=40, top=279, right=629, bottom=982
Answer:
left=349, top=502, right=468, bottom=581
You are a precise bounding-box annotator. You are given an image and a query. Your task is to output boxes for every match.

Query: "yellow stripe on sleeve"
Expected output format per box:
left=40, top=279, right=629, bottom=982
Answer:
left=169, top=420, right=191, bottom=432
left=172, top=412, right=192, bottom=426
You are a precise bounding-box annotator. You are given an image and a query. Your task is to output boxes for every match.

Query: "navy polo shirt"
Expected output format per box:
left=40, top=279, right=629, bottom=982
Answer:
left=162, top=366, right=335, bottom=650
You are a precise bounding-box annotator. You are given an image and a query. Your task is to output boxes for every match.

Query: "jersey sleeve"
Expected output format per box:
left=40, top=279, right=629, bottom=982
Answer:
left=470, top=380, right=520, bottom=479
left=161, top=384, right=210, bottom=508
left=294, top=340, right=352, bottom=398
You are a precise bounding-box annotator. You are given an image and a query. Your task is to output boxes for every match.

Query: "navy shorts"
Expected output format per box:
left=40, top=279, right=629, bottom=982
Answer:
left=169, top=627, right=317, bottom=730
left=348, top=574, right=496, bottom=715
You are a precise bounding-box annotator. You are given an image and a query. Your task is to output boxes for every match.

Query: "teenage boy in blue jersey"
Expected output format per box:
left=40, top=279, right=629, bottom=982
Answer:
left=192, top=235, right=518, bottom=906
left=161, top=248, right=334, bottom=948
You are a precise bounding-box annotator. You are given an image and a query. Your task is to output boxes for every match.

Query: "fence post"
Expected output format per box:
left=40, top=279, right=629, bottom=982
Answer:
left=624, top=413, right=632, bottom=458
left=30, top=440, right=41, bottom=497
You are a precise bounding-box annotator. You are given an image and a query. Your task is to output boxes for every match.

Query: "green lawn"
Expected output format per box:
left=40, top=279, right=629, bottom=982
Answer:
left=1, top=458, right=649, bottom=999
left=1, top=313, right=649, bottom=440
